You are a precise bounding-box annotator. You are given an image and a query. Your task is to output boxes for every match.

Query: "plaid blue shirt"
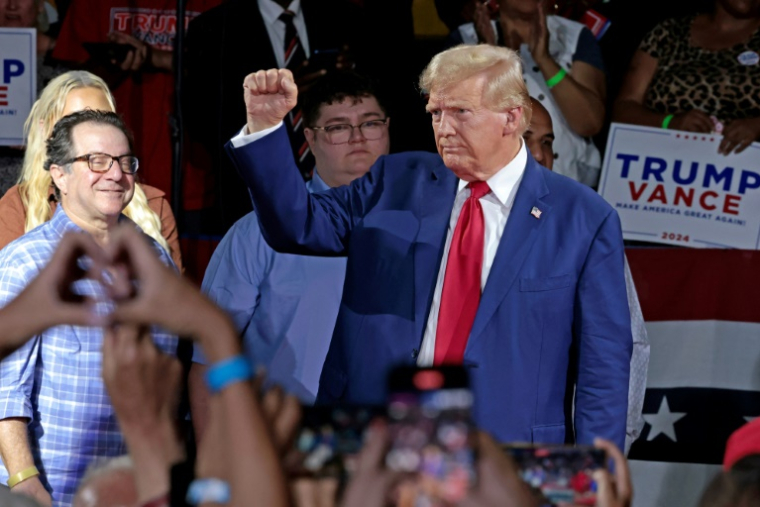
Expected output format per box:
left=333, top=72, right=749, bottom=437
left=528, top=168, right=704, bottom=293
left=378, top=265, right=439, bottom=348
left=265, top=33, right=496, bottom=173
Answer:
left=0, top=207, right=178, bottom=507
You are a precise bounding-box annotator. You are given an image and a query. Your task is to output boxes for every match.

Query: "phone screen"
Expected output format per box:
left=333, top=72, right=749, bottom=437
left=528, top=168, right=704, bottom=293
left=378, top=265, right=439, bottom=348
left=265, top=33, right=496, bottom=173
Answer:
left=385, top=366, right=476, bottom=505
left=285, top=405, right=386, bottom=478
left=504, top=444, right=606, bottom=505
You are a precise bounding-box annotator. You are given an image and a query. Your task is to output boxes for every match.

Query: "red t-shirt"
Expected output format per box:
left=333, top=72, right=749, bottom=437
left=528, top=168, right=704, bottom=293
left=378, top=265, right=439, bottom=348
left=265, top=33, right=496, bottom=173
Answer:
left=53, top=0, right=220, bottom=201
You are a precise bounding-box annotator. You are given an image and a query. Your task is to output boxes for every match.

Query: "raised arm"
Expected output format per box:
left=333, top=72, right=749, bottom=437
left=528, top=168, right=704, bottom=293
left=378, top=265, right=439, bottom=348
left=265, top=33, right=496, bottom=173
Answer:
left=225, top=69, right=382, bottom=257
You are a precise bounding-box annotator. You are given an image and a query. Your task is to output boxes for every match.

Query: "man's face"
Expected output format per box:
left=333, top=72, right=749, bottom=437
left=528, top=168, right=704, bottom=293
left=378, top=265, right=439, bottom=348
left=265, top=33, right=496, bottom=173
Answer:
left=524, top=100, right=555, bottom=169
left=305, top=96, right=390, bottom=187
left=0, top=0, right=39, bottom=28
left=428, top=73, right=514, bottom=182
left=51, top=123, right=135, bottom=225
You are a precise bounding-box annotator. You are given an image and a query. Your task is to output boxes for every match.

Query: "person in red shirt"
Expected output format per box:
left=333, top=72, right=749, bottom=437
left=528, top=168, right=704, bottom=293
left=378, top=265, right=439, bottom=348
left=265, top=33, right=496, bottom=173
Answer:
left=52, top=0, right=221, bottom=201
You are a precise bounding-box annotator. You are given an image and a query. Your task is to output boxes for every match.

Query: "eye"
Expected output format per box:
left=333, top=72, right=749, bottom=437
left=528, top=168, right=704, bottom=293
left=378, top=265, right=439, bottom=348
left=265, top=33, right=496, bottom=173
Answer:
left=429, top=109, right=441, bottom=119
left=362, top=120, right=385, bottom=129
left=325, top=124, right=350, bottom=133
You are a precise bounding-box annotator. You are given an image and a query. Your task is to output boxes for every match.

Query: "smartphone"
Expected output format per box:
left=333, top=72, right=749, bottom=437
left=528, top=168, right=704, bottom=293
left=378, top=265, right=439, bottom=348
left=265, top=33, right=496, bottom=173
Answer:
left=385, top=366, right=476, bottom=505
left=503, top=444, right=606, bottom=506
left=285, top=404, right=385, bottom=478
left=83, top=42, right=132, bottom=65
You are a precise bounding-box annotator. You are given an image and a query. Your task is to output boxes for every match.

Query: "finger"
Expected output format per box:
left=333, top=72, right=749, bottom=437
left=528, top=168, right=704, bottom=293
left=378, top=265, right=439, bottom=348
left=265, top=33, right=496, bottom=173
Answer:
left=281, top=69, right=298, bottom=97
left=356, top=419, right=388, bottom=474
left=120, top=51, right=134, bottom=71
left=272, top=394, right=301, bottom=451
left=243, top=72, right=261, bottom=95
left=131, top=46, right=145, bottom=71
left=265, top=68, right=280, bottom=94
left=262, top=385, right=284, bottom=422
left=693, top=111, right=715, bottom=132
left=594, top=437, right=631, bottom=502
left=732, top=138, right=752, bottom=154
left=106, top=225, right=163, bottom=289
left=720, top=137, right=738, bottom=156
left=255, top=70, right=269, bottom=92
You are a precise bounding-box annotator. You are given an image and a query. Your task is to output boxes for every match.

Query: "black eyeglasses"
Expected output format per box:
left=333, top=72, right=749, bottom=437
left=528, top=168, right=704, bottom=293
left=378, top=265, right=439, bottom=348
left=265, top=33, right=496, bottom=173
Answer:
left=64, top=153, right=139, bottom=175
left=309, top=118, right=389, bottom=145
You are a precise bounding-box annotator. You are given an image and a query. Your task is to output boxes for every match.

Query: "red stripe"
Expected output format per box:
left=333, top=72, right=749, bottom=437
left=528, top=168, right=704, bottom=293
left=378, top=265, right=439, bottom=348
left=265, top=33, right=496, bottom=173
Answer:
left=292, top=109, right=302, bottom=124
left=285, top=38, right=297, bottom=60
left=0, top=86, right=7, bottom=90
left=298, top=141, right=309, bottom=156
left=626, top=248, right=760, bottom=323
left=0, top=102, right=7, bottom=106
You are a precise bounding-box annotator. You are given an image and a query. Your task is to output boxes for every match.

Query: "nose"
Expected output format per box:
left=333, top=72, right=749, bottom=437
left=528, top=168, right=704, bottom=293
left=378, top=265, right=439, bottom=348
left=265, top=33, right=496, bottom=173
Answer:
left=104, top=160, right=125, bottom=181
left=348, top=124, right=367, bottom=144
left=437, top=111, right=456, bottom=137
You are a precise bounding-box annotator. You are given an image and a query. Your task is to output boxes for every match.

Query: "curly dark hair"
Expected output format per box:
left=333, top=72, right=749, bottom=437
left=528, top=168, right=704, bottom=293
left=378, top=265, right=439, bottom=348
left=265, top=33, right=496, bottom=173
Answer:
left=302, top=71, right=388, bottom=127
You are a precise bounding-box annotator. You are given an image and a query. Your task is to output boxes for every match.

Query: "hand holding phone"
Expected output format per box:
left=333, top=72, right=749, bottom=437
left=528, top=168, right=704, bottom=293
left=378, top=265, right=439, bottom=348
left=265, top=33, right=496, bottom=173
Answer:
left=385, top=366, right=477, bottom=505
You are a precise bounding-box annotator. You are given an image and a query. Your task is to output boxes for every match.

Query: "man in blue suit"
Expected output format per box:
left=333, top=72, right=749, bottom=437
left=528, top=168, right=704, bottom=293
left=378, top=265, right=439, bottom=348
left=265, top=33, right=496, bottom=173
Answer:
left=225, top=44, right=632, bottom=450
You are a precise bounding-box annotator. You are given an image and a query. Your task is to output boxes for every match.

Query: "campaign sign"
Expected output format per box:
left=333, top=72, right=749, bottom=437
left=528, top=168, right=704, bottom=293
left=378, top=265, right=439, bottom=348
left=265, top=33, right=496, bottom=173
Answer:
left=0, top=28, right=36, bottom=145
left=598, top=123, right=760, bottom=249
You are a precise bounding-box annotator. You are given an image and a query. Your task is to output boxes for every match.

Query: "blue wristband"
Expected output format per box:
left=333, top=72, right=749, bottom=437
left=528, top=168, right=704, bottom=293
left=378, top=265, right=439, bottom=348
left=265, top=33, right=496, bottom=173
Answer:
left=186, top=478, right=230, bottom=505
left=205, top=355, right=252, bottom=394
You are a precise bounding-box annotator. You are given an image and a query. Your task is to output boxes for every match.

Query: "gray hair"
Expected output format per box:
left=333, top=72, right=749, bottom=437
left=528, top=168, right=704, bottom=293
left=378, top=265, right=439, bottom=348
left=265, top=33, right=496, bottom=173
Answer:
left=419, top=44, right=532, bottom=133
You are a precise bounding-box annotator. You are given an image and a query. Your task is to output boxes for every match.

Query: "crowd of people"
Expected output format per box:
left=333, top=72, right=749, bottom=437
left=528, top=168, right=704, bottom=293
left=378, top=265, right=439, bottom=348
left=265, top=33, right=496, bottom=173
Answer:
left=0, top=0, right=758, bottom=506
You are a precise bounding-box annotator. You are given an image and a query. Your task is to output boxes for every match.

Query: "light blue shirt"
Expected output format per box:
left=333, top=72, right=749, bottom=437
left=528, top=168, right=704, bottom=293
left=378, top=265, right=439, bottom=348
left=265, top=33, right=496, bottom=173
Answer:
left=195, top=172, right=346, bottom=403
left=0, top=206, right=177, bottom=507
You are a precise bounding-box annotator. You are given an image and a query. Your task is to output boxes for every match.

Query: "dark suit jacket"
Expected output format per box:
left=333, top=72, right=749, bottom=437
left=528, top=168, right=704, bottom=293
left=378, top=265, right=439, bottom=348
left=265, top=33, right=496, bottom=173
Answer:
left=183, top=0, right=363, bottom=232
left=226, top=124, right=632, bottom=450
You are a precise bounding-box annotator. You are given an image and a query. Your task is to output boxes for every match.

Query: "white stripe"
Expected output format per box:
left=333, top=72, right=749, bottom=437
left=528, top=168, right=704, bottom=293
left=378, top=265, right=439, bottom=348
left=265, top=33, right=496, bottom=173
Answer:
left=292, top=116, right=303, bottom=131
left=645, top=320, right=760, bottom=390
left=299, top=146, right=311, bottom=163
left=630, top=460, right=719, bottom=507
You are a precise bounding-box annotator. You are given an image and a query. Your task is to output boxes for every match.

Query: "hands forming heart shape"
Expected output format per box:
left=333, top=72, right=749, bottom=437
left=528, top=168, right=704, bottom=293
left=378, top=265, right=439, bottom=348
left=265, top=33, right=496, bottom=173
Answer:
left=2, top=225, right=237, bottom=361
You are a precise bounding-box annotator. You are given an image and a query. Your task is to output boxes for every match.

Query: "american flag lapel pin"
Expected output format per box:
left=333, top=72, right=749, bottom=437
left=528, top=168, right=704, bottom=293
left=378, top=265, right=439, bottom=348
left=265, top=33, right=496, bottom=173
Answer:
left=530, top=206, right=542, bottom=219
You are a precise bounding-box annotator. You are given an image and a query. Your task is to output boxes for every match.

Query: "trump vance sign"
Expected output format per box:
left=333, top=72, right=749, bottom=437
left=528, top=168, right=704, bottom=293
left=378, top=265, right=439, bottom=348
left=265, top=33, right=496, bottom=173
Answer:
left=0, top=28, right=36, bottom=146
left=598, top=123, right=760, bottom=249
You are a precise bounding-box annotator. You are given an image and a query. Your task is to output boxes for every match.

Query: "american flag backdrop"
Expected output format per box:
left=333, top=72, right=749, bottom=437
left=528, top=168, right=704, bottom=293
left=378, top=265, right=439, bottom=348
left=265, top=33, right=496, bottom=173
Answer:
left=625, top=248, right=760, bottom=507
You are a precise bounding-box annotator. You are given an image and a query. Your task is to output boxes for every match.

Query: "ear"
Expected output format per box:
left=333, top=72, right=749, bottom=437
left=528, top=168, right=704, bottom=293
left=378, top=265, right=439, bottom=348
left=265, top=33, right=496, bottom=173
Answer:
left=49, top=164, right=69, bottom=196
left=304, top=128, right=316, bottom=150
left=503, top=106, right=524, bottom=136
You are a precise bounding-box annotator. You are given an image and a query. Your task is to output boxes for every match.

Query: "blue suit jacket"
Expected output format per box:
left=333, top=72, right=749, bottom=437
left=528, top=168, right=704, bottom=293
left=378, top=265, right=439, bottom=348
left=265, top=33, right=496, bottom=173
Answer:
left=226, top=125, right=632, bottom=450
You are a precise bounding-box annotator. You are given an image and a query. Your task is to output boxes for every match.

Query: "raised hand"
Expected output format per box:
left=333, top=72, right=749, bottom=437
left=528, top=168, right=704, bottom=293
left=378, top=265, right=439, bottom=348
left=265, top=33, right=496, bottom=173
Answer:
left=104, top=224, right=239, bottom=362
left=243, top=68, right=298, bottom=134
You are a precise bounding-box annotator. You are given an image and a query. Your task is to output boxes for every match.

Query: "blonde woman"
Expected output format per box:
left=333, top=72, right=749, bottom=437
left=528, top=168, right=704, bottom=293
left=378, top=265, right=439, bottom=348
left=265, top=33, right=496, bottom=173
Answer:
left=0, top=71, right=182, bottom=271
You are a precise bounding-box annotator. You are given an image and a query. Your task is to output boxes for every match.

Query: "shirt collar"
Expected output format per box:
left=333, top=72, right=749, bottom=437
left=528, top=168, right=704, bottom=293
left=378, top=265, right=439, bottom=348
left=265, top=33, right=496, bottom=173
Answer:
left=457, top=139, right=528, bottom=208
left=258, top=0, right=302, bottom=25
left=307, top=169, right=332, bottom=193
left=51, top=205, right=85, bottom=238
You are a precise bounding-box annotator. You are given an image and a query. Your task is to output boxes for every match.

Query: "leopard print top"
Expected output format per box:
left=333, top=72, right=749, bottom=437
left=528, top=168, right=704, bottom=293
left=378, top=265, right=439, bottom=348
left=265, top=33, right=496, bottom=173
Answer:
left=640, top=15, right=760, bottom=121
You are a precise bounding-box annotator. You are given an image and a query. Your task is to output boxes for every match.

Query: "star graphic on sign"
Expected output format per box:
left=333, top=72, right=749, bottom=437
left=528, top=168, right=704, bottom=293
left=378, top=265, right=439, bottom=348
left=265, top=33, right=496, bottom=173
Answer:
left=643, top=396, right=687, bottom=442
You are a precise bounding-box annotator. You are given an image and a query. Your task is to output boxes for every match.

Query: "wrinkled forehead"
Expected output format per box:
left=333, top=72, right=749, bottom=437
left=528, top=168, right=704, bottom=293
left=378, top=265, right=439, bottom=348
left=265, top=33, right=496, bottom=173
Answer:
left=70, top=122, right=130, bottom=155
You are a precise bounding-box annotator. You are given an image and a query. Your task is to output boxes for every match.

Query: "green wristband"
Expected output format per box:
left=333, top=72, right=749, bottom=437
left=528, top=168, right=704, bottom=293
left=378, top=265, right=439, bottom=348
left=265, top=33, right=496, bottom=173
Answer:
left=662, top=114, right=674, bottom=129
left=546, top=68, right=567, bottom=89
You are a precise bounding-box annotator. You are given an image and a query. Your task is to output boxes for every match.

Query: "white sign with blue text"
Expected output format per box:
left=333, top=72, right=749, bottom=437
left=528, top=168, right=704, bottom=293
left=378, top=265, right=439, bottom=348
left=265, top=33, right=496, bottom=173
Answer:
left=598, top=123, right=760, bottom=250
left=0, top=28, right=36, bottom=146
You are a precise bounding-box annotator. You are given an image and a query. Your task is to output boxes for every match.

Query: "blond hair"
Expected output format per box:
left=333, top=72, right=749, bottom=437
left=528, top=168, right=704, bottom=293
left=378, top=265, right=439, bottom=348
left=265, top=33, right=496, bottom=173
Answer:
left=18, top=71, right=169, bottom=252
left=419, top=44, right=532, bottom=133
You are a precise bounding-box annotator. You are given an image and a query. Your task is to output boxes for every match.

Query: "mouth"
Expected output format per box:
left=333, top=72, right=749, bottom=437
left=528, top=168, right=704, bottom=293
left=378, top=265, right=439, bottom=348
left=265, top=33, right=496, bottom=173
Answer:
left=347, top=149, right=370, bottom=155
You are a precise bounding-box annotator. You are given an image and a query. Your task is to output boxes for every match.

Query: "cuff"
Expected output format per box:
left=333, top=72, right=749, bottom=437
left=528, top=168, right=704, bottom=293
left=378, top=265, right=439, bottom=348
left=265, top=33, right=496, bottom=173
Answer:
left=230, top=121, right=284, bottom=148
left=0, top=393, right=33, bottom=421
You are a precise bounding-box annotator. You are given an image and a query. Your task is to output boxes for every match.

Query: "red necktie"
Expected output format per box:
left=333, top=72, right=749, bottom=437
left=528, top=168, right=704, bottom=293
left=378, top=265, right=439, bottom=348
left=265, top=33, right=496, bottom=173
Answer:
left=434, top=181, right=491, bottom=365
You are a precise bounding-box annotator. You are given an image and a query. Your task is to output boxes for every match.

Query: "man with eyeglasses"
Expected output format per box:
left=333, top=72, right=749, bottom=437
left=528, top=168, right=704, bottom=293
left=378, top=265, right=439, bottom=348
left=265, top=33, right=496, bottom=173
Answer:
left=188, top=71, right=390, bottom=435
left=0, top=110, right=178, bottom=506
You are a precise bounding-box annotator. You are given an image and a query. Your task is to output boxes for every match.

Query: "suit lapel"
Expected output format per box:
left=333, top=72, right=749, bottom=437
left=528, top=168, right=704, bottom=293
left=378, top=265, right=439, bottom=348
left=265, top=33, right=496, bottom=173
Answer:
left=468, top=155, right=552, bottom=343
left=413, top=161, right=458, bottom=344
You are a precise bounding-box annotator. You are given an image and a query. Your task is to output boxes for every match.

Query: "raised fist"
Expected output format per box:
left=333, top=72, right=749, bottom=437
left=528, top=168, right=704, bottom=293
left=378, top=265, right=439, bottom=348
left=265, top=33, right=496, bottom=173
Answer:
left=243, top=68, right=298, bottom=134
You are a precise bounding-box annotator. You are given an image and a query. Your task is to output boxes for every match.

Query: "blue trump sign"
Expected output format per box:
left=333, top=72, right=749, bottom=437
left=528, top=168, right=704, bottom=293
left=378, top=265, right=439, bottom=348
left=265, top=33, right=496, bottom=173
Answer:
left=0, top=28, right=36, bottom=145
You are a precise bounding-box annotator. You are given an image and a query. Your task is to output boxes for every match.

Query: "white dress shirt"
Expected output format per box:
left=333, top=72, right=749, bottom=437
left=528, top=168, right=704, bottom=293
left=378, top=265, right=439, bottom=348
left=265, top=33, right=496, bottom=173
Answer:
left=258, top=0, right=310, bottom=67
left=417, top=141, right=528, bottom=366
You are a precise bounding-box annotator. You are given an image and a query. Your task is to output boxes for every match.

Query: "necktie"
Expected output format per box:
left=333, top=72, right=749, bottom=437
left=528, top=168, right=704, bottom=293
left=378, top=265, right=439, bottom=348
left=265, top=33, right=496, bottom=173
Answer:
left=279, top=10, right=314, bottom=178
left=434, top=181, right=491, bottom=365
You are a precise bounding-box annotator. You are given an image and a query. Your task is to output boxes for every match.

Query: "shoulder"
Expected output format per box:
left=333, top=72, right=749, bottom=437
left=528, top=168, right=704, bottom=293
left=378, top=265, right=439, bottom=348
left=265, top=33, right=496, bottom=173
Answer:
left=0, top=185, right=27, bottom=249
left=542, top=165, right=615, bottom=218
left=374, top=151, right=445, bottom=172
left=138, top=183, right=166, bottom=201
left=0, top=184, right=23, bottom=209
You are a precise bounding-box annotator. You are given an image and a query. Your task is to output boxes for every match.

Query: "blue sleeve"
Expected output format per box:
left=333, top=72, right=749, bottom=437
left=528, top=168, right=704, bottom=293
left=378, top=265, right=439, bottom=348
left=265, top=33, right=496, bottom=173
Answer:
left=225, top=124, right=386, bottom=257
left=573, top=27, right=605, bottom=73
left=193, top=215, right=268, bottom=364
left=0, top=262, right=39, bottom=420
left=572, top=209, right=632, bottom=451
